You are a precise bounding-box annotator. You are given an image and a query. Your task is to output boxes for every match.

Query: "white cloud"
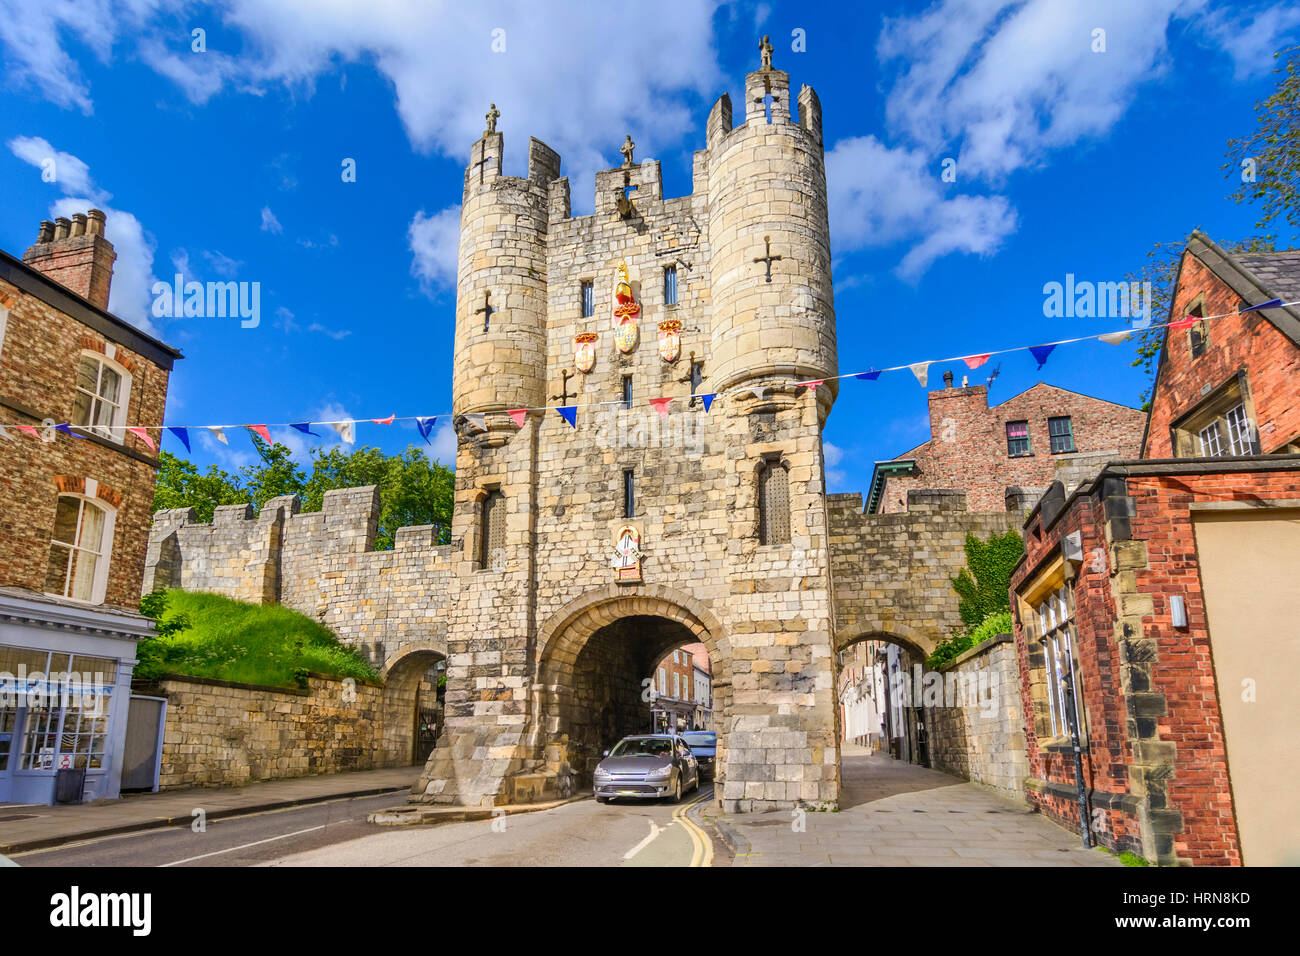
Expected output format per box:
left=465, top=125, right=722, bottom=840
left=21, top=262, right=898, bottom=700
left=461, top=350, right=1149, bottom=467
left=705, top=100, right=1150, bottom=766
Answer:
left=823, top=441, right=846, bottom=491
left=7, top=135, right=110, bottom=203
left=260, top=206, right=283, bottom=234
left=50, top=196, right=161, bottom=335
left=408, top=205, right=461, bottom=294
left=1197, top=4, right=1300, bottom=80
left=202, top=250, right=242, bottom=277
left=307, top=322, right=351, bottom=340
left=427, top=417, right=457, bottom=468
left=0, top=0, right=118, bottom=113
left=827, top=136, right=1017, bottom=279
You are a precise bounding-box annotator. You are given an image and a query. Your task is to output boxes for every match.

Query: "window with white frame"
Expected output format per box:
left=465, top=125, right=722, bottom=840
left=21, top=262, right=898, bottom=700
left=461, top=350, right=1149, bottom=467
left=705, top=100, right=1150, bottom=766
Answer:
left=1035, top=586, right=1085, bottom=740
left=1224, top=403, right=1256, bottom=455
left=45, top=495, right=113, bottom=603
left=1173, top=374, right=1260, bottom=458
left=72, top=353, right=129, bottom=438
left=1198, top=420, right=1224, bottom=457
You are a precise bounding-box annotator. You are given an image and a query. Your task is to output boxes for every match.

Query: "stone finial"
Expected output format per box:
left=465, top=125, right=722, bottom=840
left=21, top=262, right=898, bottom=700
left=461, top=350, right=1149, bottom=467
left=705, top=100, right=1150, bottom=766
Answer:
left=37, top=220, right=54, bottom=243
left=759, top=34, right=773, bottom=70
left=485, top=102, right=499, bottom=134
left=620, top=134, right=636, bottom=167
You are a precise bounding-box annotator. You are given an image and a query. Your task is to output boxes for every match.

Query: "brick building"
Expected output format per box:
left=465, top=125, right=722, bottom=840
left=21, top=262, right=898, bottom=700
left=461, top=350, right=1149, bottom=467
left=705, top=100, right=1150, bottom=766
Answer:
left=650, top=642, right=711, bottom=731
left=867, top=373, right=1147, bottom=515
left=1009, top=234, right=1300, bottom=866
left=0, top=211, right=181, bottom=804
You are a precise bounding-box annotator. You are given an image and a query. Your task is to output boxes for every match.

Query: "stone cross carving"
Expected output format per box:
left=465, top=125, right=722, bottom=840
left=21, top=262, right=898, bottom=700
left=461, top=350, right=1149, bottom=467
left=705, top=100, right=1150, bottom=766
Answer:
left=472, top=144, right=493, bottom=184
left=620, top=134, right=636, bottom=167
left=550, top=369, right=575, bottom=406
left=752, top=235, right=782, bottom=283
left=485, top=103, right=500, bottom=134
left=754, top=76, right=779, bottom=124
left=475, top=290, right=495, bottom=331
left=760, top=34, right=773, bottom=70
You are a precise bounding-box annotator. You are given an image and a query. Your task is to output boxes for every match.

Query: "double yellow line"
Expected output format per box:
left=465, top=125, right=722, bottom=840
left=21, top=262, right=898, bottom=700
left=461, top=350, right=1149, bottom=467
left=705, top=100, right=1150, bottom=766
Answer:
left=673, top=789, right=714, bottom=867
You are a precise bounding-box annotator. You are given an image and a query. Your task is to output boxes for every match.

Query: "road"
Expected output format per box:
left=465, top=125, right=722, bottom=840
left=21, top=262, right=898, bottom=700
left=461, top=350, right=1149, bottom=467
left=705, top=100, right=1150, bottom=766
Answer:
left=12, top=785, right=724, bottom=867
left=261, top=784, right=723, bottom=867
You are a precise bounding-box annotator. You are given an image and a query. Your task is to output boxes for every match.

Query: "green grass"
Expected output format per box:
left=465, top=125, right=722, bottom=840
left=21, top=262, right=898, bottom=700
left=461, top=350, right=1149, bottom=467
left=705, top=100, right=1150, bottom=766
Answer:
left=1096, top=846, right=1152, bottom=867
left=137, top=589, right=380, bottom=689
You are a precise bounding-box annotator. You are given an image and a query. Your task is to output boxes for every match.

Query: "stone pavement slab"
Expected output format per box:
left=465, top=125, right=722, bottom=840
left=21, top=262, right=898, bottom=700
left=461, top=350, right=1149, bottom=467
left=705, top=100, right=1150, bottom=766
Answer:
left=0, top=766, right=418, bottom=854
left=706, top=753, right=1122, bottom=868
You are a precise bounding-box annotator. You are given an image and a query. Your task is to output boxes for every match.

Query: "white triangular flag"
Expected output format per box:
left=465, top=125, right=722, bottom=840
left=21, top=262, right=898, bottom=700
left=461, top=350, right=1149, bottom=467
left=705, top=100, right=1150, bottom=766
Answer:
left=463, top=412, right=487, bottom=432
left=207, top=426, right=229, bottom=445
left=910, top=362, right=931, bottom=387
left=1099, top=331, right=1131, bottom=344
left=331, top=420, right=356, bottom=444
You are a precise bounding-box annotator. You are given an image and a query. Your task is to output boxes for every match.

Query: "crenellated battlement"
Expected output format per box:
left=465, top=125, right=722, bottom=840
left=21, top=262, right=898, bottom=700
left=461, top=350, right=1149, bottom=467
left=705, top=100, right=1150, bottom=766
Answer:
left=144, top=487, right=457, bottom=666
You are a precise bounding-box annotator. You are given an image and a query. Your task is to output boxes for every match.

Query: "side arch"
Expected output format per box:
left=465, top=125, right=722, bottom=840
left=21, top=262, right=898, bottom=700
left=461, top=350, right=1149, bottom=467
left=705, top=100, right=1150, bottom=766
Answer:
left=835, top=619, right=936, bottom=659
left=381, top=644, right=446, bottom=766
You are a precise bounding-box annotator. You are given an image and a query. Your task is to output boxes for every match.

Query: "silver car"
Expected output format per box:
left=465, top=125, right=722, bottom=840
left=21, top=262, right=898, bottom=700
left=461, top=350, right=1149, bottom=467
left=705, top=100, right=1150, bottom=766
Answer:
left=593, top=734, right=700, bottom=804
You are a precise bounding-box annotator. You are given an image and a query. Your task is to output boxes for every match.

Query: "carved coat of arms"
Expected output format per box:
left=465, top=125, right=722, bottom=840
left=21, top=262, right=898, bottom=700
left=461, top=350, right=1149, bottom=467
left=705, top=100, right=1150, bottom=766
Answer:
left=612, top=524, right=643, bottom=582
left=612, top=260, right=640, bottom=354
left=658, top=319, right=681, bottom=363
left=574, top=332, right=598, bottom=373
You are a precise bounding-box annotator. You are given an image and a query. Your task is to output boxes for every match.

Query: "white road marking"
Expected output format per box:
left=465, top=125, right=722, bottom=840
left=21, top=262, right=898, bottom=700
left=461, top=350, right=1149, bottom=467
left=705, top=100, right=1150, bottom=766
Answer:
left=622, top=819, right=665, bottom=860
left=159, top=824, right=326, bottom=867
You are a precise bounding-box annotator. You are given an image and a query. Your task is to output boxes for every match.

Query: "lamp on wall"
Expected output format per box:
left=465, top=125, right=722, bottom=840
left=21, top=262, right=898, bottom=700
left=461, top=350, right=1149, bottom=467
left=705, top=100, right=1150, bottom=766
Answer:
left=1061, top=530, right=1083, bottom=582
left=1170, top=595, right=1188, bottom=629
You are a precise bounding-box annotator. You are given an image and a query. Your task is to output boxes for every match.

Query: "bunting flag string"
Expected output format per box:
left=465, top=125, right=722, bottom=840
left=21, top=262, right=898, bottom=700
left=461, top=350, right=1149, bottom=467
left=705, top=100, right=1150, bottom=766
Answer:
left=3, top=297, right=1296, bottom=448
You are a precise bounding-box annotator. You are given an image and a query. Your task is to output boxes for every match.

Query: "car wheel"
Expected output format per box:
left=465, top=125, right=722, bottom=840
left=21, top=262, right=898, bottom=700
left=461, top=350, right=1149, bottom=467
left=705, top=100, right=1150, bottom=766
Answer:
left=672, top=774, right=683, bottom=803
left=690, top=769, right=699, bottom=793
left=596, top=795, right=609, bottom=804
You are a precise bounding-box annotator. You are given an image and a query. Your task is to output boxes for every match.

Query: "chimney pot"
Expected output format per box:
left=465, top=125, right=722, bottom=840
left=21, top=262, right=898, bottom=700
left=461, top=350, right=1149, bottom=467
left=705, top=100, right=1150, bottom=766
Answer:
left=53, top=217, right=71, bottom=240
left=943, top=370, right=954, bottom=388
left=70, top=213, right=87, bottom=237
left=37, top=220, right=55, bottom=243
left=86, top=209, right=106, bottom=236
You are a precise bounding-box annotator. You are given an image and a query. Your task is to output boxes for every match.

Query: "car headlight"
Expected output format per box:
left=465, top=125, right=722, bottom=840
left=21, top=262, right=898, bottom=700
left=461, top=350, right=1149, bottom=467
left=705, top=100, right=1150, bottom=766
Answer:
left=594, top=767, right=610, bottom=778
left=645, top=765, right=672, bottom=780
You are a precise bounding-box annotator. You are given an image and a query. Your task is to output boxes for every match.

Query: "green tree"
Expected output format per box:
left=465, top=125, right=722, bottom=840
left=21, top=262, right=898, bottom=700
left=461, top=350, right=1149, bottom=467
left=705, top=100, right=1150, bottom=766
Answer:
left=241, top=437, right=307, bottom=510
left=135, top=588, right=193, bottom=681
left=950, top=530, right=1024, bottom=628
left=152, top=451, right=246, bottom=522
left=1225, top=45, right=1300, bottom=238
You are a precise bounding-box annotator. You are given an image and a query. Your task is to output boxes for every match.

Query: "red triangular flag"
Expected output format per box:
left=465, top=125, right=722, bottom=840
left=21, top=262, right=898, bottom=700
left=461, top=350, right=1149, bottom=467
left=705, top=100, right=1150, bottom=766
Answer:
left=800, top=379, right=824, bottom=389
left=508, top=409, right=527, bottom=427
left=649, top=397, right=672, bottom=418
left=963, top=354, right=990, bottom=369
left=127, top=427, right=156, bottom=451
left=371, top=414, right=395, bottom=425
left=247, top=424, right=272, bottom=444
left=16, top=425, right=40, bottom=438
left=1168, top=316, right=1196, bottom=331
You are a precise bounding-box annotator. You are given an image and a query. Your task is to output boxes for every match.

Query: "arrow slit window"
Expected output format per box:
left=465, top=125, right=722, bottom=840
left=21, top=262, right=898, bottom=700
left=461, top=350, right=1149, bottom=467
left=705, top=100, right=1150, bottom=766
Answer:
left=479, top=490, right=505, bottom=570
left=758, top=458, right=791, bottom=546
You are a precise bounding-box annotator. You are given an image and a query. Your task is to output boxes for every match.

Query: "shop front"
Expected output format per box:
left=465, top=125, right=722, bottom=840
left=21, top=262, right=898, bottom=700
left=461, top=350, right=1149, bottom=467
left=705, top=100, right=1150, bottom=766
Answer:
left=0, top=589, right=148, bottom=805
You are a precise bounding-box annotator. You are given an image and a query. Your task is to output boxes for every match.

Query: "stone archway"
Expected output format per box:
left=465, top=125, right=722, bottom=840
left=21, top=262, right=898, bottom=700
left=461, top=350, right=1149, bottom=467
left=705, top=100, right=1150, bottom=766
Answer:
left=381, top=644, right=446, bottom=766
left=528, top=585, right=730, bottom=787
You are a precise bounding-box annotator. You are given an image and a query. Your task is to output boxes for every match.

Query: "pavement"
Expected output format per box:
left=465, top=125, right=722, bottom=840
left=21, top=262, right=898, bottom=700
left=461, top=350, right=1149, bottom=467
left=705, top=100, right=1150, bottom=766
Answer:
left=0, top=766, right=418, bottom=855
left=702, top=745, right=1123, bottom=867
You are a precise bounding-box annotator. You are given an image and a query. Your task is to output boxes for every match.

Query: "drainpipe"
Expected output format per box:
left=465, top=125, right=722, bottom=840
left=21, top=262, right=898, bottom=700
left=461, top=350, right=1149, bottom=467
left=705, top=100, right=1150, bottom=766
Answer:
left=1061, top=665, right=1092, bottom=849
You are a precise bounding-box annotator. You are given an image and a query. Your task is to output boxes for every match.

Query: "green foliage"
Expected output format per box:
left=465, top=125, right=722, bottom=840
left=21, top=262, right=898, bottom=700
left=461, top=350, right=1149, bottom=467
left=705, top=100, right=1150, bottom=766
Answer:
left=926, top=610, right=1014, bottom=670
left=133, top=589, right=379, bottom=689
left=153, top=443, right=455, bottom=550
left=950, top=530, right=1024, bottom=628
left=152, top=451, right=246, bottom=523
left=1225, top=46, right=1300, bottom=240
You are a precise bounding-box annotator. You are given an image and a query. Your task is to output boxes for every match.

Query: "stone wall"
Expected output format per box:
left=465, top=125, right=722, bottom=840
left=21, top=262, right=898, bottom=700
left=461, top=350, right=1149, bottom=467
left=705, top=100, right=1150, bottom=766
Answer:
left=152, top=672, right=399, bottom=789
left=828, top=489, right=1020, bottom=656
left=925, top=635, right=1028, bottom=797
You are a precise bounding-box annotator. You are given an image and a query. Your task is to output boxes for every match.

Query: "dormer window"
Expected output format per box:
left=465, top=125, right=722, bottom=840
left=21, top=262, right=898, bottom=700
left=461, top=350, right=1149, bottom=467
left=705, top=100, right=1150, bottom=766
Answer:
left=1172, top=372, right=1261, bottom=458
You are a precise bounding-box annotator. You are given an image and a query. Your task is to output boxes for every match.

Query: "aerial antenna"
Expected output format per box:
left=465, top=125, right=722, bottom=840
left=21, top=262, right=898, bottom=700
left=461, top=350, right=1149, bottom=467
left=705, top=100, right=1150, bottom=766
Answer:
left=986, top=362, right=1001, bottom=389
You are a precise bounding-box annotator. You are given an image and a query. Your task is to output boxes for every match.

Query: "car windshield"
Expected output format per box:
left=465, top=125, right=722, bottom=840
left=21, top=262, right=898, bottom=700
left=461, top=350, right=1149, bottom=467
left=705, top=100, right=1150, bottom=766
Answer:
left=680, top=733, right=715, bottom=747
left=610, top=738, right=673, bottom=758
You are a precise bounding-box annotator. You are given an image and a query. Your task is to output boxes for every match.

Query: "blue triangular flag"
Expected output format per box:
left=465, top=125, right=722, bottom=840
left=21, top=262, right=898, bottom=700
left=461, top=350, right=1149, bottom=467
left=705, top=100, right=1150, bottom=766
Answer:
left=1029, top=344, right=1056, bottom=369
left=415, top=416, right=437, bottom=444
left=557, top=406, right=577, bottom=429
left=699, top=393, right=716, bottom=412
left=290, top=422, right=320, bottom=437
left=855, top=369, right=881, bottom=381
left=1243, top=298, right=1282, bottom=312
left=55, top=423, right=86, bottom=439
left=167, top=426, right=191, bottom=452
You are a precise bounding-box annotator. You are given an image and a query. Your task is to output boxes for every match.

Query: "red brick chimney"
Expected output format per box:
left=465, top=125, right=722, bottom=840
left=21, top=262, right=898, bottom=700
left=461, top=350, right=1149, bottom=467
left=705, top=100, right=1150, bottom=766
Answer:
left=22, top=209, right=116, bottom=310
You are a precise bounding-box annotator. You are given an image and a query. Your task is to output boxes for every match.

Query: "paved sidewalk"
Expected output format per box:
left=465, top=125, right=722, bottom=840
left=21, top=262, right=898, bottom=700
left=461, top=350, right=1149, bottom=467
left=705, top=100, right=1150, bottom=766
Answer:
left=706, top=747, right=1121, bottom=867
left=0, top=767, right=418, bottom=854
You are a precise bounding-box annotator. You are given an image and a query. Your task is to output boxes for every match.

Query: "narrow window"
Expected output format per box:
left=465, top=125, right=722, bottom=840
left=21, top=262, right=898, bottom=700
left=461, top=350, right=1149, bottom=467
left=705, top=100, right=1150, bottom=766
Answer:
left=623, top=469, right=635, bottom=518
left=479, top=489, right=505, bottom=570
left=580, top=280, right=594, bottom=318
left=72, top=355, right=125, bottom=438
left=690, top=361, right=703, bottom=400
left=658, top=667, right=666, bottom=693
left=1047, top=416, right=1075, bottom=454
left=45, top=495, right=110, bottom=603
left=622, top=374, right=633, bottom=409
left=758, top=458, right=791, bottom=545
left=1189, top=320, right=1209, bottom=358
left=663, top=265, right=678, bottom=305
left=1198, top=421, right=1224, bottom=458
left=1225, top=403, right=1258, bottom=455
left=1006, top=420, right=1030, bottom=457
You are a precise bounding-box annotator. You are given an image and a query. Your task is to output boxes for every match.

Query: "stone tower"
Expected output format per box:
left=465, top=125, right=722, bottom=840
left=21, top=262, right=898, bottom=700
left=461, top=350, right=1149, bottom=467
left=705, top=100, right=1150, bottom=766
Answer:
left=417, top=47, right=842, bottom=812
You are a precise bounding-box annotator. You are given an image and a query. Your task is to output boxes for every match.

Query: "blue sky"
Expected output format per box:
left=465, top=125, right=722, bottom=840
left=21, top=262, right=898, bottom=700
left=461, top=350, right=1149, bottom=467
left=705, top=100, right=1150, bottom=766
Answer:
left=2, top=0, right=1296, bottom=493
